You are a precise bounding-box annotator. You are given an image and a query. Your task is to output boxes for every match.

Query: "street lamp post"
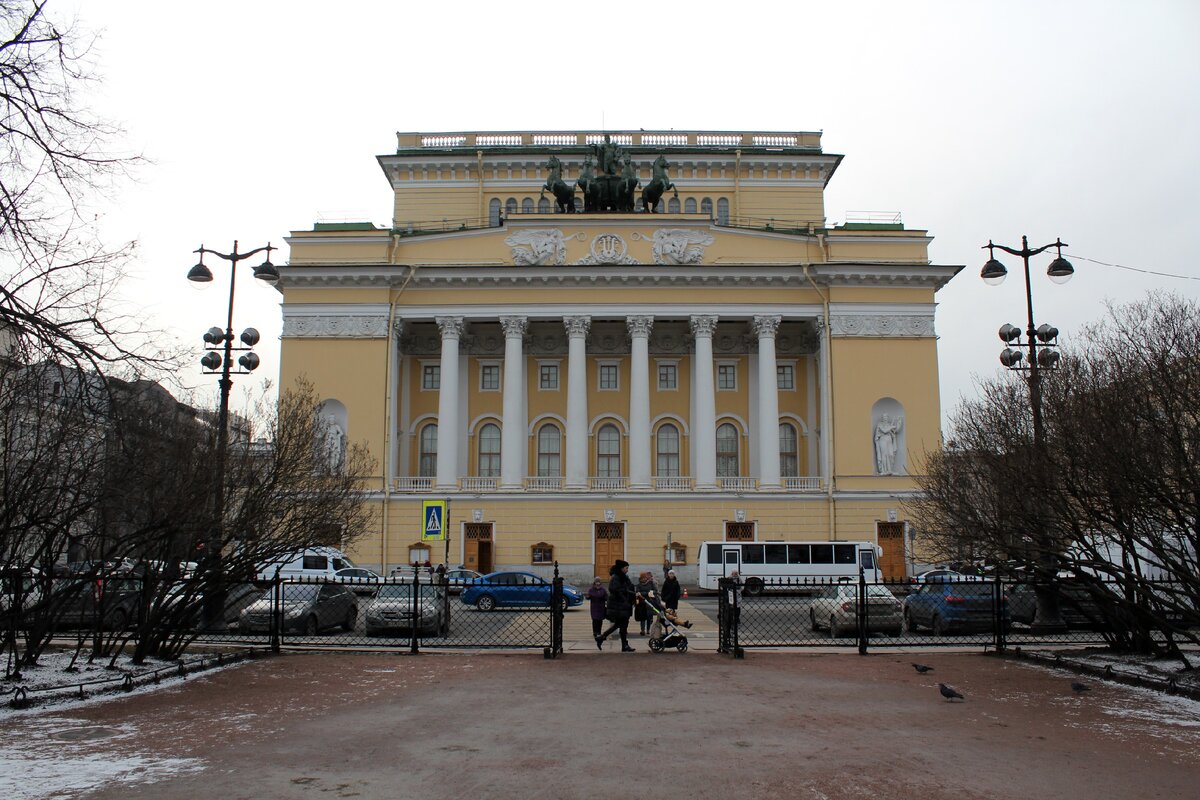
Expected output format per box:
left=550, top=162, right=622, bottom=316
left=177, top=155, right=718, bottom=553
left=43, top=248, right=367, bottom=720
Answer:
left=188, top=241, right=279, bottom=625
left=981, top=235, right=1074, bottom=633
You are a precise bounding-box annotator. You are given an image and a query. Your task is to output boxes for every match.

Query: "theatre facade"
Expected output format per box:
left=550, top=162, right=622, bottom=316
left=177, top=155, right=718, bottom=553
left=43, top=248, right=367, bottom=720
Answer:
left=277, top=129, right=960, bottom=585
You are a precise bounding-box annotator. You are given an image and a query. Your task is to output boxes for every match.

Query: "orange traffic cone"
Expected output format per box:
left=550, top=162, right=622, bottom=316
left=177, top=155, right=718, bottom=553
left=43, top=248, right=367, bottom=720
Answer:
left=682, top=588, right=688, bottom=599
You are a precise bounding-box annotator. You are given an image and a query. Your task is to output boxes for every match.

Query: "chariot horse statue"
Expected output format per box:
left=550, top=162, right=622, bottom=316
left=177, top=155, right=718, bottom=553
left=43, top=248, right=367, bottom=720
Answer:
left=540, top=156, right=576, bottom=213
left=576, top=156, right=596, bottom=212
left=641, top=155, right=677, bottom=213
left=618, top=156, right=639, bottom=213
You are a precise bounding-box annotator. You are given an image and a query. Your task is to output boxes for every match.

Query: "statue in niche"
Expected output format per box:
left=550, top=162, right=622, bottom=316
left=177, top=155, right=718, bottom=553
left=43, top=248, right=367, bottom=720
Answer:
left=321, top=422, right=346, bottom=474
left=874, top=414, right=903, bottom=475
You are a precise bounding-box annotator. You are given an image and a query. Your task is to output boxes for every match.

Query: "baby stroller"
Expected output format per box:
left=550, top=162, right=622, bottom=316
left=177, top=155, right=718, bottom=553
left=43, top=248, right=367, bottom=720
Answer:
left=646, top=603, right=689, bottom=653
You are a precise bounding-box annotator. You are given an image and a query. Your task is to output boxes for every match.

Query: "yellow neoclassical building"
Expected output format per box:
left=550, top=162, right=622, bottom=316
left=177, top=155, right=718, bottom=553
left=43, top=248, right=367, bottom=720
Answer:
left=277, top=129, right=961, bottom=585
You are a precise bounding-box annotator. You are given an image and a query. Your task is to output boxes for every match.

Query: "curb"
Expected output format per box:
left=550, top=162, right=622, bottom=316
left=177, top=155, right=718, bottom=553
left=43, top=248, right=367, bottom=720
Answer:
left=997, top=647, right=1200, bottom=702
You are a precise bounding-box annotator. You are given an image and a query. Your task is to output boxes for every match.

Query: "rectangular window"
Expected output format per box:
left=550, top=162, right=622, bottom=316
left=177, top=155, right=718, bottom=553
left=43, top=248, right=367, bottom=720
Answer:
left=480, top=364, right=500, bottom=391
left=777, top=364, right=795, bottom=390
left=664, top=545, right=687, bottom=565
left=834, top=545, right=857, bottom=565
left=742, top=544, right=765, bottom=564
left=599, top=363, right=619, bottom=390
left=717, top=363, right=737, bottom=390
left=787, top=545, right=810, bottom=564
left=539, top=363, right=559, bottom=390
left=706, top=543, right=723, bottom=565
left=531, top=543, right=554, bottom=564
left=765, top=544, right=787, bottom=565
left=658, top=363, right=677, bottom=390
left=422, top=364, right=440, bottom=390
left=810, top=544, right=833, bottom=564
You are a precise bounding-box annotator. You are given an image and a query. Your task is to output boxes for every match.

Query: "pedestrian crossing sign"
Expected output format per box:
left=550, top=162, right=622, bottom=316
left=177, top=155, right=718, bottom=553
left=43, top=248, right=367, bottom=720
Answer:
left=422, top=500, right=447, bottom=541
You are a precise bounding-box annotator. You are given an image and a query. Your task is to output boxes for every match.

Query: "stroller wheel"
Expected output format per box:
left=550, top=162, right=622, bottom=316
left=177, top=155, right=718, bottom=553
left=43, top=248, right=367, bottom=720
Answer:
left=676, top=638, right=688, bottom=652
left=648, top=637, right=664, bottom=653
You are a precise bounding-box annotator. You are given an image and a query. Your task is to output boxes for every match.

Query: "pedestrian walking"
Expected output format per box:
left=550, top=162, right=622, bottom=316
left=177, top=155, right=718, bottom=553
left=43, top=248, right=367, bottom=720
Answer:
left=586, top=577, right=608, bottom=638
left=635, top=571, right=661, bottom=635
left=661, top=569, right=682, bottom=612
left=596, top=560, right=636, bottom=652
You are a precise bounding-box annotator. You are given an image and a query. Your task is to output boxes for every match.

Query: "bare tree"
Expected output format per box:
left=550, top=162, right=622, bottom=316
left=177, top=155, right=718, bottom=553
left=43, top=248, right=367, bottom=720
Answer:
left=910, top=293, right=1200, bottom=657
left=0, top=1, right=151, bottom=371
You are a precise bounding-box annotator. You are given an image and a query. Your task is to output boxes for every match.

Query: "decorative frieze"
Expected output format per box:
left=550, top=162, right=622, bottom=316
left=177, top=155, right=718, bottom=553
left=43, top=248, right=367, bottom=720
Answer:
left=281, top=313, right=391, bottom=338
left=829, top=314, right=935, bottom=338
left=644, top=229, right=714, bottom=265
left=504, top=230, right=572, bottom=265
left=573, top=233, right=641, bottom=265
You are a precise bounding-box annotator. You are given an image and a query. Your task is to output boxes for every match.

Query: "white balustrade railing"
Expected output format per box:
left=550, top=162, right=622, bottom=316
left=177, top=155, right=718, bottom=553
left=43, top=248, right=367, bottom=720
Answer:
left=653, top=476, right=694, bottom=492
left=783, top=476, right=824, bottom=492
left=393, top=474, right=823, bottom=493
left=460, top=477, right=498, bottom=492
left=394, top=477, right=434, bottom=492
left=526, top=476, right=564, bottom=491
left=590, top=477, right=628, bottom=491
left=719, top=477, right=759, bottom=492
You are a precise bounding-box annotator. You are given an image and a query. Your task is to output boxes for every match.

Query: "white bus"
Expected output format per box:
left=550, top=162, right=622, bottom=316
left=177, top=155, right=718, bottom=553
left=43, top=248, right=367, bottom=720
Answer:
left=697, top=540, right=882, bottom=594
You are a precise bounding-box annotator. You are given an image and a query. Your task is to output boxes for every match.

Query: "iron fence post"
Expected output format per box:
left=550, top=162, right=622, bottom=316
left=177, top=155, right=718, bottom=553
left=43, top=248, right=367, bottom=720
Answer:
left=857, top=567, right=868, bottom=655
left=411, top=562, right=421, bottom=655
left=994, top=576, right=1007, bottom=653
left=270, top=571, right=281, bottom=654
left=547, top=560, right=563, bottom=659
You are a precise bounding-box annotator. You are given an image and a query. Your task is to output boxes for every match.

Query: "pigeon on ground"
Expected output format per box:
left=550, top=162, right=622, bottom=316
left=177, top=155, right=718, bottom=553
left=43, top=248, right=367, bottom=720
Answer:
left=912, top=663, right=934, bottom=674
left=1071, top=681, right=1091, bottom=694
left=939, top=683, right=964, bottom=701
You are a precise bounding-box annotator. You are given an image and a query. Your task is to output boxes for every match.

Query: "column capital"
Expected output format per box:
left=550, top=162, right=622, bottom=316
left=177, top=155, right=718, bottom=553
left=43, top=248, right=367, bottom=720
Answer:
left=626, top=315, right=654, bottom=339
left=751, top=314, right=782, bottom=338
left=436, top=316, right=465, bottom=339
left=564, top=315, right=591, bottom=338
left=690, top=314, right=718, bottom=338
left=499, top=315, right=529, bottom=338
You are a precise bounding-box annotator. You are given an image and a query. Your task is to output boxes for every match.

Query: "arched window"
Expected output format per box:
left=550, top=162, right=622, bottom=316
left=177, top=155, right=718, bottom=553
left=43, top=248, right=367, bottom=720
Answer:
left=505, top=197, right=518, bottom=216
left=478, top=423, right=501, bottom=477
left=701, top=197, right=713, bottom=218
left=538, top=196, right=551, bottom=213
left=522, top=197, right=534, bottom=213
left=685, top=197, right=697, bottom=213
left=489, top=198, right=501, bottom=226
left=597, top=424, right=621, bottom=477
left=717, top=197, right=730, bottom=225
left=656, top=198, right=665, bottom=212
left=537, top=424, right=561, bottom=476
left=668, top=197, right=680, bottom=213
left=779, top=423, right=799, bottom=478
left=656, top=423, right=680, bottom=477
left=419, top=424, right=438, bottom=478
left=717, top=423, right=739, bottom=477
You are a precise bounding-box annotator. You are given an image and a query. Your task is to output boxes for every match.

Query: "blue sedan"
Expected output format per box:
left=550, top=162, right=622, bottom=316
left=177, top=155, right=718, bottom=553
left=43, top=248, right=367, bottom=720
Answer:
left=460, top=571, right=584, bottom=611
left=903, top=579, right=1008, bottom=636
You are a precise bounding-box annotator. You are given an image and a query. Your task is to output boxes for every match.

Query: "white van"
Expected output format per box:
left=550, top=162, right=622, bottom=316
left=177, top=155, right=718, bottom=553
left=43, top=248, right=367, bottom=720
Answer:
left=256, top=546, right=355, bottom=580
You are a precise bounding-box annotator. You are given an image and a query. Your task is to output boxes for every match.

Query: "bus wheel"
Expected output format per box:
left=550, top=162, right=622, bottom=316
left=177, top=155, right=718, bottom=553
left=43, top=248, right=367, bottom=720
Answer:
left=744, top=577, right=764, bottom=596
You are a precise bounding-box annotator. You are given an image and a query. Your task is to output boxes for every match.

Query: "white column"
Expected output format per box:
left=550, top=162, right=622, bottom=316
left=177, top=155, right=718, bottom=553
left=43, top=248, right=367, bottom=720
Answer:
left=627, top=315, right=653, bottom=489
left=564, top=315, right=591, bottom=488
left=753, top=315, right=782, bottom=488
left=500, top=316, right=527, bottom=488
left=435, top=316, right=464, bottom=490
left=817, top=314, right=831, bottom=482
left=387, top=319, right=403, bottom=485
left=691, top=315, right=718, bottom=489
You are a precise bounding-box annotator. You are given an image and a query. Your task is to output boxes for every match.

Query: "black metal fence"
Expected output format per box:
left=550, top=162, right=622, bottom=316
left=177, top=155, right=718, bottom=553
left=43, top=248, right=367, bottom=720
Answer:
left=716, top=573, right=1196, bottom=657
left=2, top=564, right=569, bottom=675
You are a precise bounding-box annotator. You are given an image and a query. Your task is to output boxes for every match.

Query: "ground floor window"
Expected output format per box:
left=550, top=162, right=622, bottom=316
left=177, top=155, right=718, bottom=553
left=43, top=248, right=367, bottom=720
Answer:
left=531, top=542, right=555, bottom=564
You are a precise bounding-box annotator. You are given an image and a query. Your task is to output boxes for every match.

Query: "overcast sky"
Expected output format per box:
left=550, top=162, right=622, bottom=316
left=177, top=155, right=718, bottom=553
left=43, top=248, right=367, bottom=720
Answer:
left=63, top=0, right=1200, bottom=431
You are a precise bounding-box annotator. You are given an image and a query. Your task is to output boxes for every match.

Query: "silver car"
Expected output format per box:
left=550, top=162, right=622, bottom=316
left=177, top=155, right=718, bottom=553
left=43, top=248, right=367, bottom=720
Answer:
left=364, top=583, right=449, bottom=637
left=239, top=582, right=357, bottom=635
left=809, top=582, right=903, bottom=638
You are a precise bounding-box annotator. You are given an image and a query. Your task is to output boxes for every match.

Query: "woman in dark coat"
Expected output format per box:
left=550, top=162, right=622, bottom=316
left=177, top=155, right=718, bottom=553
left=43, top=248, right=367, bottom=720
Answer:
left=596, top=559, right=636, bottom=652
left=585, top=577, right=608, bottom=638
left=660, top=569, right=682, bottom=612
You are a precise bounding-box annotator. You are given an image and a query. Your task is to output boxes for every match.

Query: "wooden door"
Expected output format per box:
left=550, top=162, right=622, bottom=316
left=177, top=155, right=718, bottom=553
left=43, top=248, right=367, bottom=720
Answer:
left=464, top=523, right=493, bottom=574
left=876, top=521, right=906, bottom=581
left=594, top=523, right=625, bottom=579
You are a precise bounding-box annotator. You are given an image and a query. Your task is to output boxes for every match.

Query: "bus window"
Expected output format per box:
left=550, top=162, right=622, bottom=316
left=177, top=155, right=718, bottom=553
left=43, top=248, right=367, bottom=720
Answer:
left=765, top=544, right=787, bottom=564
left=860, top=550, right=876, bottom=569
left=835, top=545, right=856, bottom=565
left=743, top=544, right=765, bottom=564
left=811, top=544, right=833, bottom=564
left=707, top=543, right=723, bottom=565
left=787, top=544, right=810, bottom=564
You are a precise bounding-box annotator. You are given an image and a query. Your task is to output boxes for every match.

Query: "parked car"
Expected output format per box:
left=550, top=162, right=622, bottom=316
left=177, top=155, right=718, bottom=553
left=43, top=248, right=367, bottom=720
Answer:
left=460, top=571, right=584, bottom=611
left=364, top=583, right=449, bottom=637
left=334, top=567, right=382, bottom=595
left=909, top=568, right=983, bottom=585
left=239, top=582, right=357, bottom=635
left=0, top=567, right=43, bottom=628
left=256, top=546, right=356, bottom=581
left=904, top=580, right=1007, bottom=635
left=441, top=568, right=483, bottom=595
left=1005, top=582, right=1110, bottom=629
left=159, top=582, right=263, bottom=631
left=52, top=576, right=142, bottom=630
left=809, top=582, right=903, bottom=637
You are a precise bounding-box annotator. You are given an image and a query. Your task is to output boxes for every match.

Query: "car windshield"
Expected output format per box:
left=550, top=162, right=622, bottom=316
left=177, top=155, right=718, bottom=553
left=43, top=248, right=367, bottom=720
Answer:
left=376, top=584, right=442, bottom=600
